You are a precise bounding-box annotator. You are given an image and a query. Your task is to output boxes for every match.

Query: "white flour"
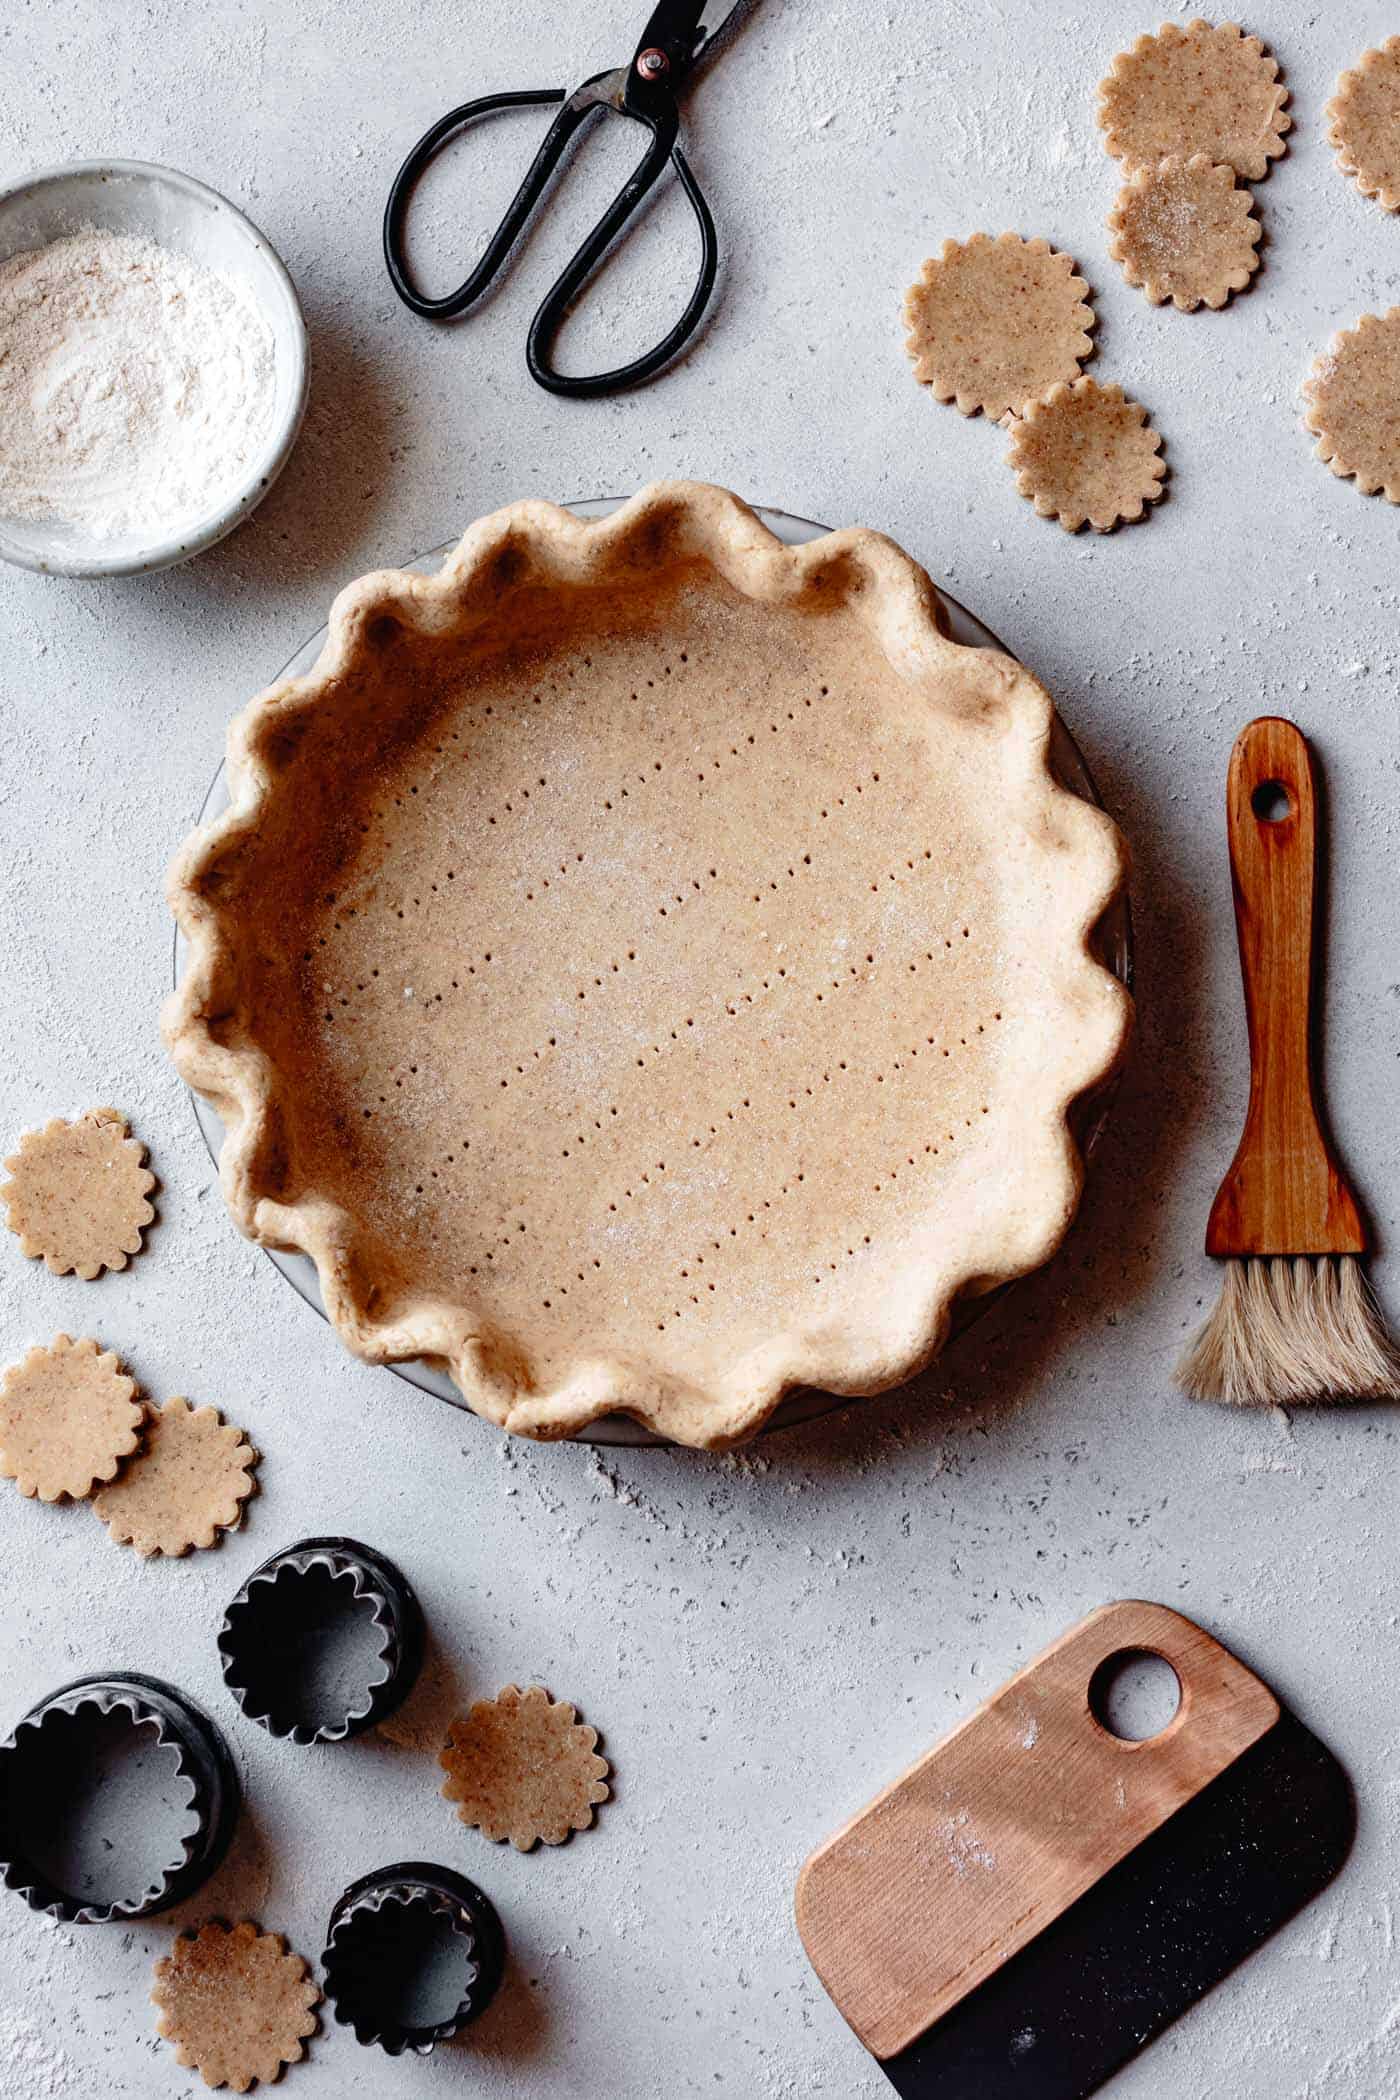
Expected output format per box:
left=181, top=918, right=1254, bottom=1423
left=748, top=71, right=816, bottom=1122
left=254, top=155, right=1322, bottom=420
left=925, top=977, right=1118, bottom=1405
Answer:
left=0, top=228, right=276, bottom=541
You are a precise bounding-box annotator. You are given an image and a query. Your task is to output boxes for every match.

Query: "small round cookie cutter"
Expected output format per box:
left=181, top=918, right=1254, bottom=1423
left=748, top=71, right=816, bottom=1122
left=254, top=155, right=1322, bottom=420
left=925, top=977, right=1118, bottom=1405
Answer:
left=322, top=1861, right=506, bottom=2054
left=175, top=500, right=1134, bottom=1446
left=217, top=1536, right=424, bottom=1745
left=0, top=1672, right=239, bottom=1923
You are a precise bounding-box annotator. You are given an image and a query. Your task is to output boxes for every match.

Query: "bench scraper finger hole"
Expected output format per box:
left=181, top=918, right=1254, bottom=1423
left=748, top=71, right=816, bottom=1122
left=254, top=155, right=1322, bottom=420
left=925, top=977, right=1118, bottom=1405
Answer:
left=1089, top=1648, right=1182, bottom=1742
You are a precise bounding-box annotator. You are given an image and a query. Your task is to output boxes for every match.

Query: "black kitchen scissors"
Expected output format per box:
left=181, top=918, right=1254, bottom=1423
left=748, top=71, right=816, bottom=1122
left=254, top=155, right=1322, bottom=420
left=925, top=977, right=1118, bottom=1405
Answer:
left=383, top=0, right=746, bottom=399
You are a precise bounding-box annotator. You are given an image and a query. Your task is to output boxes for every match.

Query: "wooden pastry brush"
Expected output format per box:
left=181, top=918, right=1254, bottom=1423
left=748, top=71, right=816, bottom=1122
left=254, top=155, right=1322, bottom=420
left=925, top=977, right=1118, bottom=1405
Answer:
left=1177, top=716, right=1400, bottom=1406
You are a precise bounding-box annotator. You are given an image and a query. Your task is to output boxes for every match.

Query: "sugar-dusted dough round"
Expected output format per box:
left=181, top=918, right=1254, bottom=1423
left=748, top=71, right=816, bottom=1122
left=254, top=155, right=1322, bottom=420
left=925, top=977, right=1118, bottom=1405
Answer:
left=1107, top=155, right=1261, bottom=312
left=165, top=484, right=1130, bottom=1448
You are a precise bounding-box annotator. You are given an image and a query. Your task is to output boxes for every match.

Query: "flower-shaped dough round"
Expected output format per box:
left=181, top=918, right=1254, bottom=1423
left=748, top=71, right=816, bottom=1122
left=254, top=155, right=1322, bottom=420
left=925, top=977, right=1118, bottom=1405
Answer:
left=0, top=1335, right=142, bottom=1501
left=441, top=1685, right=610, bottom=1851
left=163, top=483, right=1131, bottom=1447
left=1108, top=155, right=1261, bottom=312
left=1098, top=20, right=1290, bottom=180
left=92, top=1394, right=257, bottom=1555
left=152, top=1920, right=319, bottom=2093
left=1303, top=310, right=1400, bottom=504
left=1328, top=38, right=1400, bottom=213
left=1, top=1107, right=154, bottom=1278
left=1008, top=380, right=1167, bottom=533
left=904, top=234, right=1094, bottom=421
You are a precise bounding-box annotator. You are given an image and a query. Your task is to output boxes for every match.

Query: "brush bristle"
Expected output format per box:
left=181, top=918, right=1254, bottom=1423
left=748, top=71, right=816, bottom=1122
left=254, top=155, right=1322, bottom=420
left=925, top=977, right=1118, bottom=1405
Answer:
left=1176, top=1255, right=1400, bottom=1406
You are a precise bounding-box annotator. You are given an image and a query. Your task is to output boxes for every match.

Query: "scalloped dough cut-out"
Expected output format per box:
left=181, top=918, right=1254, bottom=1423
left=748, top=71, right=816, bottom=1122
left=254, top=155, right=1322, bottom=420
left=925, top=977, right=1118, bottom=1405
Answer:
left=1108, top=155, right=1261, bottom=311
left=1008, top=380, right=1167, bottom=533
left=1098, top=20, right=1290, bottom=180
left=903, top=234, right=1094, bottom=422
left=1, top=1106, right=154, bottom=1278
left=164, top=482, right=1131, bottom=1447
left=0, top=1334, right=142, bottom=1501
left=441, top=1685, right=610, bottom=1851
left=152, top=1920, right=319, bottom=2092
left=92, top=1393, right=258, bottom=1556
left=1328, top=38, right=1400, bottom=213
left=1303, top=310, right=1400, bottom=503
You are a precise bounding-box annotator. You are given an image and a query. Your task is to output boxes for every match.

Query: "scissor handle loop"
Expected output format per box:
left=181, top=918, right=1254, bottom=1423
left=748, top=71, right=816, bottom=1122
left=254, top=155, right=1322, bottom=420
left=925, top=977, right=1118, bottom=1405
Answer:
left=528, top=130, right=717, bottom=399
left=383, top=88, right=572, bottom=320
left=383, top=83, right=718, bottom=395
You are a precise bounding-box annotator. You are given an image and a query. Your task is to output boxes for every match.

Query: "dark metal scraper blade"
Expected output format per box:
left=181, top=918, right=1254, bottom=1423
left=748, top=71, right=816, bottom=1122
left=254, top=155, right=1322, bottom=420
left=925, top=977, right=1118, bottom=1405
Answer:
left=881, top=1712, right=1352, bottom=2100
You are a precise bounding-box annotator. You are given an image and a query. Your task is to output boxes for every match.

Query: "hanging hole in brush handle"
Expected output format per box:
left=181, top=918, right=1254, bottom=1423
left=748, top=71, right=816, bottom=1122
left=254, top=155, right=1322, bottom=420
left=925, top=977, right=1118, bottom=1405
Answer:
left=1250, top=779, right=1294, bottom=824
left=1207, top=717, right=1364, bottom=1258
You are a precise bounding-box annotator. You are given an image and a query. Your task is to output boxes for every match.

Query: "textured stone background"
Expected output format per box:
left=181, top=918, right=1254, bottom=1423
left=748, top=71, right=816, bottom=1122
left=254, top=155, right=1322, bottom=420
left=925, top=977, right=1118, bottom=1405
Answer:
left=2, top=2, right=1399, bottom=2093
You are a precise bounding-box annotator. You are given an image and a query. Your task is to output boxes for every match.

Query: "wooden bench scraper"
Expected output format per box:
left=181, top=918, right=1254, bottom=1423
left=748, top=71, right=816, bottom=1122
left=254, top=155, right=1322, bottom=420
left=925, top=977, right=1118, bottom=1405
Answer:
left=796, top=1601, right=1352, bottom=2099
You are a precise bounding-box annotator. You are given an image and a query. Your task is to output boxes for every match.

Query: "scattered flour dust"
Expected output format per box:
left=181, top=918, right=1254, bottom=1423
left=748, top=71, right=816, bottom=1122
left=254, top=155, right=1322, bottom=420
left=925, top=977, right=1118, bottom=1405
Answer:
left=0, top=228, right=276, bottom=540
left=937, top=1807, right=998, bottom=1880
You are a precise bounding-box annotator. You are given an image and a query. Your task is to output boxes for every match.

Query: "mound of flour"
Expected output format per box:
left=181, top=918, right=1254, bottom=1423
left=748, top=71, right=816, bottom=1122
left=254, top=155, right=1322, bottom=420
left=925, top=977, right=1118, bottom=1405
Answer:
left=0, top=228, right=277, bottom=542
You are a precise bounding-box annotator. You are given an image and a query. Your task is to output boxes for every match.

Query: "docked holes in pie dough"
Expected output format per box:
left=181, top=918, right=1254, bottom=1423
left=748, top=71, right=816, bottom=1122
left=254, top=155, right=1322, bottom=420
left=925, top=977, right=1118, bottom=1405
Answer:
left=163, top=485, right=1132, bottom=1445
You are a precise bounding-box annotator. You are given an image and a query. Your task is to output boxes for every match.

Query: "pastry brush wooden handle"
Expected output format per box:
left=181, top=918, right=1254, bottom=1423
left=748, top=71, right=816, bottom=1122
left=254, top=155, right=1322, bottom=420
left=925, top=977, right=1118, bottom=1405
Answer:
left=1205, top=717, right=1364, bottom=1258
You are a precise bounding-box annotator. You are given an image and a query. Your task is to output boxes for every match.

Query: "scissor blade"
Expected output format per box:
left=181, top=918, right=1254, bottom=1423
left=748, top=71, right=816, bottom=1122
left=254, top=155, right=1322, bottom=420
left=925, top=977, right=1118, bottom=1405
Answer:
left=690, top=0, right=748, bottom=48
left=635, top=0, right=748, bottom=70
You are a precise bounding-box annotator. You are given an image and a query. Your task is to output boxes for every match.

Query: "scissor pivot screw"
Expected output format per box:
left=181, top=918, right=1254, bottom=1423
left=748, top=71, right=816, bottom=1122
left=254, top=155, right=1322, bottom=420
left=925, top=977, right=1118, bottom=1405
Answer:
left=636, top=47, right=670, bottom=78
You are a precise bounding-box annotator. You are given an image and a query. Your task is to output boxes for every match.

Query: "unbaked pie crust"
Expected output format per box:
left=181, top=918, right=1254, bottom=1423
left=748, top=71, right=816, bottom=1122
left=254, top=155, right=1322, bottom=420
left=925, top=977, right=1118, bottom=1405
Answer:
left=165, top=484, right=1130, bottom=1447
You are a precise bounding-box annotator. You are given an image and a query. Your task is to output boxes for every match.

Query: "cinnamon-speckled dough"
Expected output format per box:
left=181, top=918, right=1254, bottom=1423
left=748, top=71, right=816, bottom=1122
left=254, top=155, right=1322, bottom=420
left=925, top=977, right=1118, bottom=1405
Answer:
left=1303, top=309, right=1400, bottom=503
left=441, top=1684, right=610, bottom=1851
left=1098, top=19, right=1290, bottom=181
left=1008, top=379, right=1167, bottom=533
left=904, top=233, right=1094, bottom=422
left=1328, top=38, right=1400, bottom=213
left=152, top=1921, right=319, bottom=2092
left=1, top=1107, right=154, bottom=1279
left=0, top=1334, right=142, bottom=1501
left=92, top=1393, right=257, bottom=1556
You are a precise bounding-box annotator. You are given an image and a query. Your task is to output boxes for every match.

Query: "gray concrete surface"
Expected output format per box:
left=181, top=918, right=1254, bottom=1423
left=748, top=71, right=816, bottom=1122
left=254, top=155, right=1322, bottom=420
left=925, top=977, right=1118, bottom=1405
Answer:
left=2, top=2, right=1399, bottom=2093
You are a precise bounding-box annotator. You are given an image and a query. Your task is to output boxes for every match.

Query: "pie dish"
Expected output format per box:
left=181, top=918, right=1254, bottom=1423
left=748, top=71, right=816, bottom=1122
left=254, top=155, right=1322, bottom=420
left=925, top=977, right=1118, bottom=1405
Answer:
left=165, top=482, right=1130, bottom=1447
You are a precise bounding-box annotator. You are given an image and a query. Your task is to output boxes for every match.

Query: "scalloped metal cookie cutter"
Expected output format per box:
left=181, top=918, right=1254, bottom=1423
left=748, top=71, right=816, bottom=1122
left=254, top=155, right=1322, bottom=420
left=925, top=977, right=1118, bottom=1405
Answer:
left=217, top=1535, right=424, bottom=1745
left=322, top=1861, right=506, bottom=2054
left=0, top=1671, right=239, bottom=1923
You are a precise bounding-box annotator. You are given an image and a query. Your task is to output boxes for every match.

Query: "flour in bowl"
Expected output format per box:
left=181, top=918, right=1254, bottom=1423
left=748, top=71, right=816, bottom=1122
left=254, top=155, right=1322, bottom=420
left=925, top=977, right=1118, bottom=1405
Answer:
left=0, top=227, right=277, bottom=541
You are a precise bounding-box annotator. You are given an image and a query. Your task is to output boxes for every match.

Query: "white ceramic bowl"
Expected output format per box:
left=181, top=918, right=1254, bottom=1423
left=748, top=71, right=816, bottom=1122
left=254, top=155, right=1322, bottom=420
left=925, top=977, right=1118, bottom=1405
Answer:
left=0, top=160, right=308, bottom=578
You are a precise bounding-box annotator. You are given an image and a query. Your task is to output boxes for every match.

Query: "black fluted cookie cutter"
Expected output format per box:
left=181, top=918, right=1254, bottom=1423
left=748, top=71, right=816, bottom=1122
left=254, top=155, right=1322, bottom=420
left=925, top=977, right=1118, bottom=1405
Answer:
left=322, top=1860, right=506, bottom=2054
left=0, top=1671, right=239, bottom=1923
left=217, top=1535, right=424, bottom=1745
